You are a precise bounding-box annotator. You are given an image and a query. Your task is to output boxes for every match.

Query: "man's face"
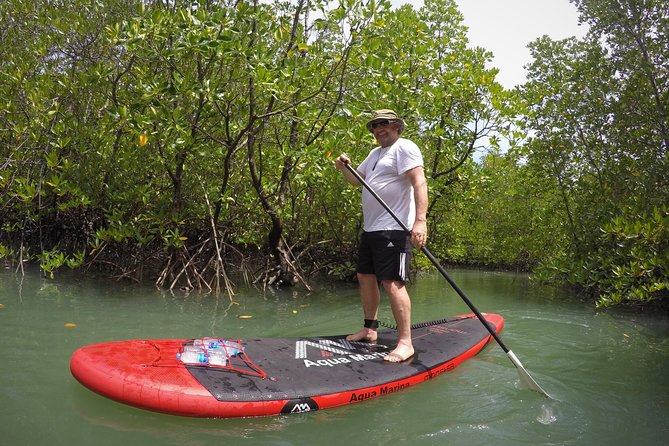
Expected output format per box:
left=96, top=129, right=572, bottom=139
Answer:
left=369, top=120, right=400, bottom=147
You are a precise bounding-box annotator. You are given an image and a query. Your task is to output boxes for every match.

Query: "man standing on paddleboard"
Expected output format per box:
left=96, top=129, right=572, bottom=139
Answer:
left=334, top=109, right=428, bottom=363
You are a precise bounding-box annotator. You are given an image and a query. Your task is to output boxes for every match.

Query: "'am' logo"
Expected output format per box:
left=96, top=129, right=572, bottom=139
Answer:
left=291, top=403, right=312, bottom=413
left=294, top=339, right=357, bottom=359
left=281, top=397, right=319, bottom=414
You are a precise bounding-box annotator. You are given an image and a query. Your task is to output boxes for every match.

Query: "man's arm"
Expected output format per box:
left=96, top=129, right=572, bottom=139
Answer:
left=406, top=166, right=428, bottom=247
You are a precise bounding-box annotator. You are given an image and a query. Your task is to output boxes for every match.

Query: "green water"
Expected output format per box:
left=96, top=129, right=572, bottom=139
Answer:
left=1, top=267, right=667, bottom=445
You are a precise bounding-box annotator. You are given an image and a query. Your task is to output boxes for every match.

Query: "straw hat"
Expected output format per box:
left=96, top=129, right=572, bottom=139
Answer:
left=366, top=109, right=406, bottom=134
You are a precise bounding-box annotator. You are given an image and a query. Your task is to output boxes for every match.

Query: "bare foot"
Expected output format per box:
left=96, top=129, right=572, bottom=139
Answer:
left=384, top=343, right=414, bottom=363
left=346, top=327, right=377, bottom=343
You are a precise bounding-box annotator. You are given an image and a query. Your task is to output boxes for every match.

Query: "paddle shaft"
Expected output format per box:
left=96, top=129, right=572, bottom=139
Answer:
left=343, top=162, right=550, bottom=397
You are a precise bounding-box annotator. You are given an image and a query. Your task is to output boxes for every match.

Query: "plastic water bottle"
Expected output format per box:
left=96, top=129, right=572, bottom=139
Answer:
left=207, top=349, right=227, bottom=367
left=184, top=338, right=244, bottom=365
left=193, top=338, right=243, bottom=354
left=194, top=338, right=220, bottom=349
left=222, top=340, right=243, bottom=357
left=177, top=349, right=208, bottom=365
left=182, top=345, right=204, bottom=353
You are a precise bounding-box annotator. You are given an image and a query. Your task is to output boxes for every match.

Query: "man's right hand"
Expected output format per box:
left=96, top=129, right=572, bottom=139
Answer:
left=334, top=154, right=351, bottom=171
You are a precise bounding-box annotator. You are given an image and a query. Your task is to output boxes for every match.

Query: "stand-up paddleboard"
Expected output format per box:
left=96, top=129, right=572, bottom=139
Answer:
left=70, top=313, right=503, bottom=418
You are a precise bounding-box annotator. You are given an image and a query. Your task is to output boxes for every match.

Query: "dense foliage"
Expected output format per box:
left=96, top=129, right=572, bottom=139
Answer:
left=520, top=0, right=668, bottom=306
left=445, top=0, right=668, bottom=307
left=0, top=0, right=503, bottom=294
left=1, top=0, right=666, bottom=307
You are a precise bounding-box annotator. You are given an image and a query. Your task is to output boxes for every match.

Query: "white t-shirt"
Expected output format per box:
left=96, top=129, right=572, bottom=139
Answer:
left=357, top=138, right=424, bottom=232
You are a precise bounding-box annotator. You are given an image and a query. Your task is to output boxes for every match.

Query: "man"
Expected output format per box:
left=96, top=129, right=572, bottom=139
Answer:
left=334, top=109, right=428, bottom=363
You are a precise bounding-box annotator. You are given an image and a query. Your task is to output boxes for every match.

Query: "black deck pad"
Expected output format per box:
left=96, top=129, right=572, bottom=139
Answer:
left=186, top=315, right=494, bottom=402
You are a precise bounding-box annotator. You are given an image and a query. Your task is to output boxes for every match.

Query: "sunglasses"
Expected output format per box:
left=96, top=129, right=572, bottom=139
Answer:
left=369, top=120, right=392, bottom=130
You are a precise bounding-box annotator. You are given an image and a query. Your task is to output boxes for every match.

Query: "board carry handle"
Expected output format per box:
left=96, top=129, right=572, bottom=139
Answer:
left=343, top=161, right=550, bottom=398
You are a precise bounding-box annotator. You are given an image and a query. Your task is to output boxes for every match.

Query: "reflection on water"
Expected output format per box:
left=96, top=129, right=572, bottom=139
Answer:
left=1, top=267, right=668, bottom=445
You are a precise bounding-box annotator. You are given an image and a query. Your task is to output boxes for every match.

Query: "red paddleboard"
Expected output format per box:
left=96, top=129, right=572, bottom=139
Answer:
left=70, top=313, right=503, bottom=418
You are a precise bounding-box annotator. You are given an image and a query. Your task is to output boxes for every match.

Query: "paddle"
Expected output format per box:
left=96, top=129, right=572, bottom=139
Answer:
left=343, top=161, right=551, bottom=398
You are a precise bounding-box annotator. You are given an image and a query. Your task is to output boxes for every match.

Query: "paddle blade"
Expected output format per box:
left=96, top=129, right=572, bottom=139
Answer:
left=507, top=350, right=551, bottom=398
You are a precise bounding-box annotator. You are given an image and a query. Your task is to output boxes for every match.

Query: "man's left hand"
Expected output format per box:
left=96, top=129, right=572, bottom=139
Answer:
left=411, top=220, right=427, bottom=248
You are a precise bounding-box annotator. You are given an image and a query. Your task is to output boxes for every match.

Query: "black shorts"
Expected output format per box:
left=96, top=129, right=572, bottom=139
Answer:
left=356, top=230, right=412, bottom=282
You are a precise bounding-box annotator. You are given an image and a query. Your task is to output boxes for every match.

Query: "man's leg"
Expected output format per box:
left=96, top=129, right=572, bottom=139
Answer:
left=382, top=279, right=414, bottom=362
left=346, top=273, right=381, bottom=342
